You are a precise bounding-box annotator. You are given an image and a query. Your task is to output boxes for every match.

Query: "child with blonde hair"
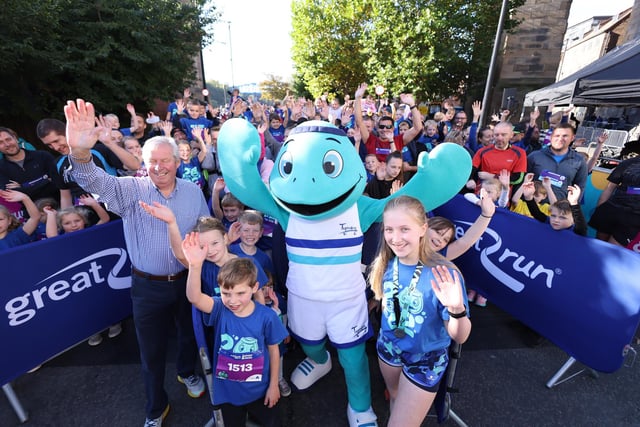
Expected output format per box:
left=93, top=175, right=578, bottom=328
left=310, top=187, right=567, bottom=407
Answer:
left=44, top=195, right=119, bottom=345
left=369, top=196, right=470, bottom=427
left=510, top=173, right=556, bottom=218
left=0, top=190, right=40, bottom=250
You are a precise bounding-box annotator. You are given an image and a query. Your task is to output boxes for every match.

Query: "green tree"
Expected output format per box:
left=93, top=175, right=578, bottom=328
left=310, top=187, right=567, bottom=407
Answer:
left=290, top=0, right=524, bottom=102
left=291, top=0, right=370, bottom=99
left=258, top=74, right=292, bottom=103
left=0, top=0, right=217, bottom=134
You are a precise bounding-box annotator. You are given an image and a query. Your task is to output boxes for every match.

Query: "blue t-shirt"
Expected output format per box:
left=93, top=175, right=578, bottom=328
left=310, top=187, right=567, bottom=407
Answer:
left=229, top=243, right=274, bottom=275
left=205, top=298, right=288, bottom=405
left=379, top=260, right=468, bottom=353
left=167, top=101, right=183, bottom=120
left=201, top=258, right=268, bottom=297
left=0, top=227, right=31, bottom=251
left=177, top=157, right=206, bottom=189
left=269, top=125, right=285, bottom=143
left=179, top=117, right=214, bottom=141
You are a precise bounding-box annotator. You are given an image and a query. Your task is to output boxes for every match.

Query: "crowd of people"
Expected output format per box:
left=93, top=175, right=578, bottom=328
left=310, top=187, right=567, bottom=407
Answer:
left=1, top=84, right=639, bottom=427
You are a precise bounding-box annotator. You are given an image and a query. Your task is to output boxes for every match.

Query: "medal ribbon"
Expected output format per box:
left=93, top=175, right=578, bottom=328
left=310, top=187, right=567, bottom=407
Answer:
left=392, top=257, right=423, bottom=335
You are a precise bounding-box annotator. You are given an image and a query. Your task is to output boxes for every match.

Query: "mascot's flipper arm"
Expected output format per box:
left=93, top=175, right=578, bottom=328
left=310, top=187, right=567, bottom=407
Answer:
left=217, top=118, right=290, bottom=227
left=358, top=142, right=471, bottom=232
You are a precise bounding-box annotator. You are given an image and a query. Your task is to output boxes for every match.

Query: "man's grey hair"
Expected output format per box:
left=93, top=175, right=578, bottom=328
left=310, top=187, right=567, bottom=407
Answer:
left=142, top=136, right=179, bottom=165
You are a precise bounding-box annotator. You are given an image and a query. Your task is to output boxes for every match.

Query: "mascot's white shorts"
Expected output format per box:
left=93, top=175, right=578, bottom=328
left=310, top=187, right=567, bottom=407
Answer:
left=287, top=291, right=370, bottom=347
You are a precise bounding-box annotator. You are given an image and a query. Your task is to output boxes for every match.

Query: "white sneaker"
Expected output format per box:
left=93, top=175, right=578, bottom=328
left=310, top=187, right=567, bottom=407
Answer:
left=108, top=323, right=122, bottom=338
left=278, top=377, right=292, bottom=397
left=177, top=374, right=205, bottom=398
left=143, top=404, right=170, bottom=427
left=347, top=404, right=378, bottom=427
left=88, top=333, right=103, bottom=346
left=290, top=351, right=332, bottom=390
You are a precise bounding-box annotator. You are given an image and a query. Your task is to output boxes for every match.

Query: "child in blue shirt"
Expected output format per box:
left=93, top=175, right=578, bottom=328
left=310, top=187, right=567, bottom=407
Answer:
left=368, top=196, right=470, bottom=426
left=0, top=190, right=40, bottom=251
left=229, top=210, right=274, bottom=275
left=211, top=178, right=244, bottom=232
left=523, top=182, right=587, bottom=236
left=268, top=113, right=288, bottom=144
left=364, top=153, right=380, bottom=183
left=179, top=100, right=214, bottom=142
left=229, top=210, right=292, bottom=397
left=182, top=243, right=287, bottom=427
left=177, top=136, right=208, bottom=191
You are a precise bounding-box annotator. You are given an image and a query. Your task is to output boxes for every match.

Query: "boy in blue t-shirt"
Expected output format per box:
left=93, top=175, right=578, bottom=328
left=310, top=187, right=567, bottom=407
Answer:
left=182, top=246, right=287, bottom=427
left=229, top=209, right=292, bottom=396
left=229, top=210, right=274, bottom=274
left=179, top=100, right=214, bottom=142
left=267, top=113, right=288, bottom=144
left=177, top=137, right=208, bottom=191
left=210, top=178, right=244, bottom=231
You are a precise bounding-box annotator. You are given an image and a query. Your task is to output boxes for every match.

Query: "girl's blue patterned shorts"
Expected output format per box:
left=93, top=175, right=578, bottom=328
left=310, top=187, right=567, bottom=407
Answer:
left=377, top=334, right=449, bottom=392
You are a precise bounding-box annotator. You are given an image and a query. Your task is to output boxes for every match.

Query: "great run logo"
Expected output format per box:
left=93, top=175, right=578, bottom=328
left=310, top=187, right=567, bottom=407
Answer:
left=455, top=221, right=558, bottom=292
left=4, top=248, right=131, bottom=326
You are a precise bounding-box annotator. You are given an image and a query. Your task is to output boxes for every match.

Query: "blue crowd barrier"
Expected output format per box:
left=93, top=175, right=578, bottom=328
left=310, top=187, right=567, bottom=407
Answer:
left=434, top=195, right=640, bottom=373
left=1, top=220, right=132, bottom=385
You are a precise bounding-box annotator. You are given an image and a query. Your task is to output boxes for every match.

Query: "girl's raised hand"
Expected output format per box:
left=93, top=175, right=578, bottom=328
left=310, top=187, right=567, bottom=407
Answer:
left=78, top=194, right=98, bottom=207
left=478, top=188, right=496, bottom=217
left=43, top=206, right=57, bottom=216
left=139, top=201, right=176, bottom=224
left=430, top=265, right=465, bottom=313
left=181, top=232, right=207, bottom=266
left=0, top=189, right=26, bottom=202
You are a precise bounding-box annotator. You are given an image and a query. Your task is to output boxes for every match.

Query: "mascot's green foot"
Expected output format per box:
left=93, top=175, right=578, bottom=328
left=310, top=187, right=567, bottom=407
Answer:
left=347, top=404, right=378, bottom=427
left=290, top=351, right=332, bottom=390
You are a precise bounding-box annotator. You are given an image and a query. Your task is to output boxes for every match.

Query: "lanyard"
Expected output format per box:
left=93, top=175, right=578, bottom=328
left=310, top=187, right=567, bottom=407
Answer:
left=391, top=257, right=423, bottom=338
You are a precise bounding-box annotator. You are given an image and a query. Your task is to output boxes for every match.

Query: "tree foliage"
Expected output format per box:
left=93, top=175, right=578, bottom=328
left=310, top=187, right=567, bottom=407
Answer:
left=258, top=74, right=292, bottom=103
left=0, top=0, right=217, bottom=130
left=291, top=0, right=524, bottom=102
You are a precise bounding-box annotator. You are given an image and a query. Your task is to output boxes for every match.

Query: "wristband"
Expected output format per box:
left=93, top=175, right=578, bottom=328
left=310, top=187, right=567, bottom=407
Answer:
left=447, top=309, right=467, bottom=319
left=481, top=214, right=493, bottom=219
left=69, top=153, right=92, bottom=163
left=409, top=105, right=417, bottom=110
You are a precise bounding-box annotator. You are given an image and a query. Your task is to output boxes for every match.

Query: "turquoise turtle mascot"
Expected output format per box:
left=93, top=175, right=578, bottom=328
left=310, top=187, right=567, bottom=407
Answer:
left=218, top=119, right=471, bottom=426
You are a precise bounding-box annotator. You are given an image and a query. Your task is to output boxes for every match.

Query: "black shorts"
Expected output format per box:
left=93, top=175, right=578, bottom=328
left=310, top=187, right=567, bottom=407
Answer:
left=588, top=202, right=640, bottom=245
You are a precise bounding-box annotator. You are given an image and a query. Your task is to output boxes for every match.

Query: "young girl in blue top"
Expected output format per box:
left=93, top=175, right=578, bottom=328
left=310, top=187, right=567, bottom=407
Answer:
left=183, top=246, right=287, bottom=427
left=0, top=190, right=40, bottom=251
left=369, top=196, right=471, bottom=427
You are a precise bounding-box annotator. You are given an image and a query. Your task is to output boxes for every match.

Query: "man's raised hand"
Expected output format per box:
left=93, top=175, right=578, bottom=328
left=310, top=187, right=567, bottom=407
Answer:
left=64, top=99, right=100, bottom=154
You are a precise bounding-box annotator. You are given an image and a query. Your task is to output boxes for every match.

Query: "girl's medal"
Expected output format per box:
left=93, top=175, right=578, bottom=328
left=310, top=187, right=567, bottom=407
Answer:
left=393, top=327, right=406, bottom=338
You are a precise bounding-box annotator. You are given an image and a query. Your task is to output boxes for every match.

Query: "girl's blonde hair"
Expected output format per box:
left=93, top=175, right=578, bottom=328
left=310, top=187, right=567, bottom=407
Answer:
left=57, top=207, right=89, bottom=230
left=0, top=205, right=21, bottom=233
left=368, top=196, right=455, bottom=300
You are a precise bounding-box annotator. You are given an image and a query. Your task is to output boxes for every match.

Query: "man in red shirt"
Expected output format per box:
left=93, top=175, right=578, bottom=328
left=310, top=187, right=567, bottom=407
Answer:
left=466, top=121, right=527, bottom=193
left=353, top=83, right=423, bottom=162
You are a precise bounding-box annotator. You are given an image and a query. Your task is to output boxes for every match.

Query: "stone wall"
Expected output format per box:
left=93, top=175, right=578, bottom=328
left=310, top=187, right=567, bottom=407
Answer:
left=623, top=0, right=640, bottom=42
left=491, top=0, right=572, bottom=117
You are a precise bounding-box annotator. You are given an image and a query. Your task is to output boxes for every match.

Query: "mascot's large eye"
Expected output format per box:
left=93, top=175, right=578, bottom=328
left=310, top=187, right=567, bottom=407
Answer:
left=278, top=151, right=294, bottom=178
left=322, top=150, right=343, bottom=178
